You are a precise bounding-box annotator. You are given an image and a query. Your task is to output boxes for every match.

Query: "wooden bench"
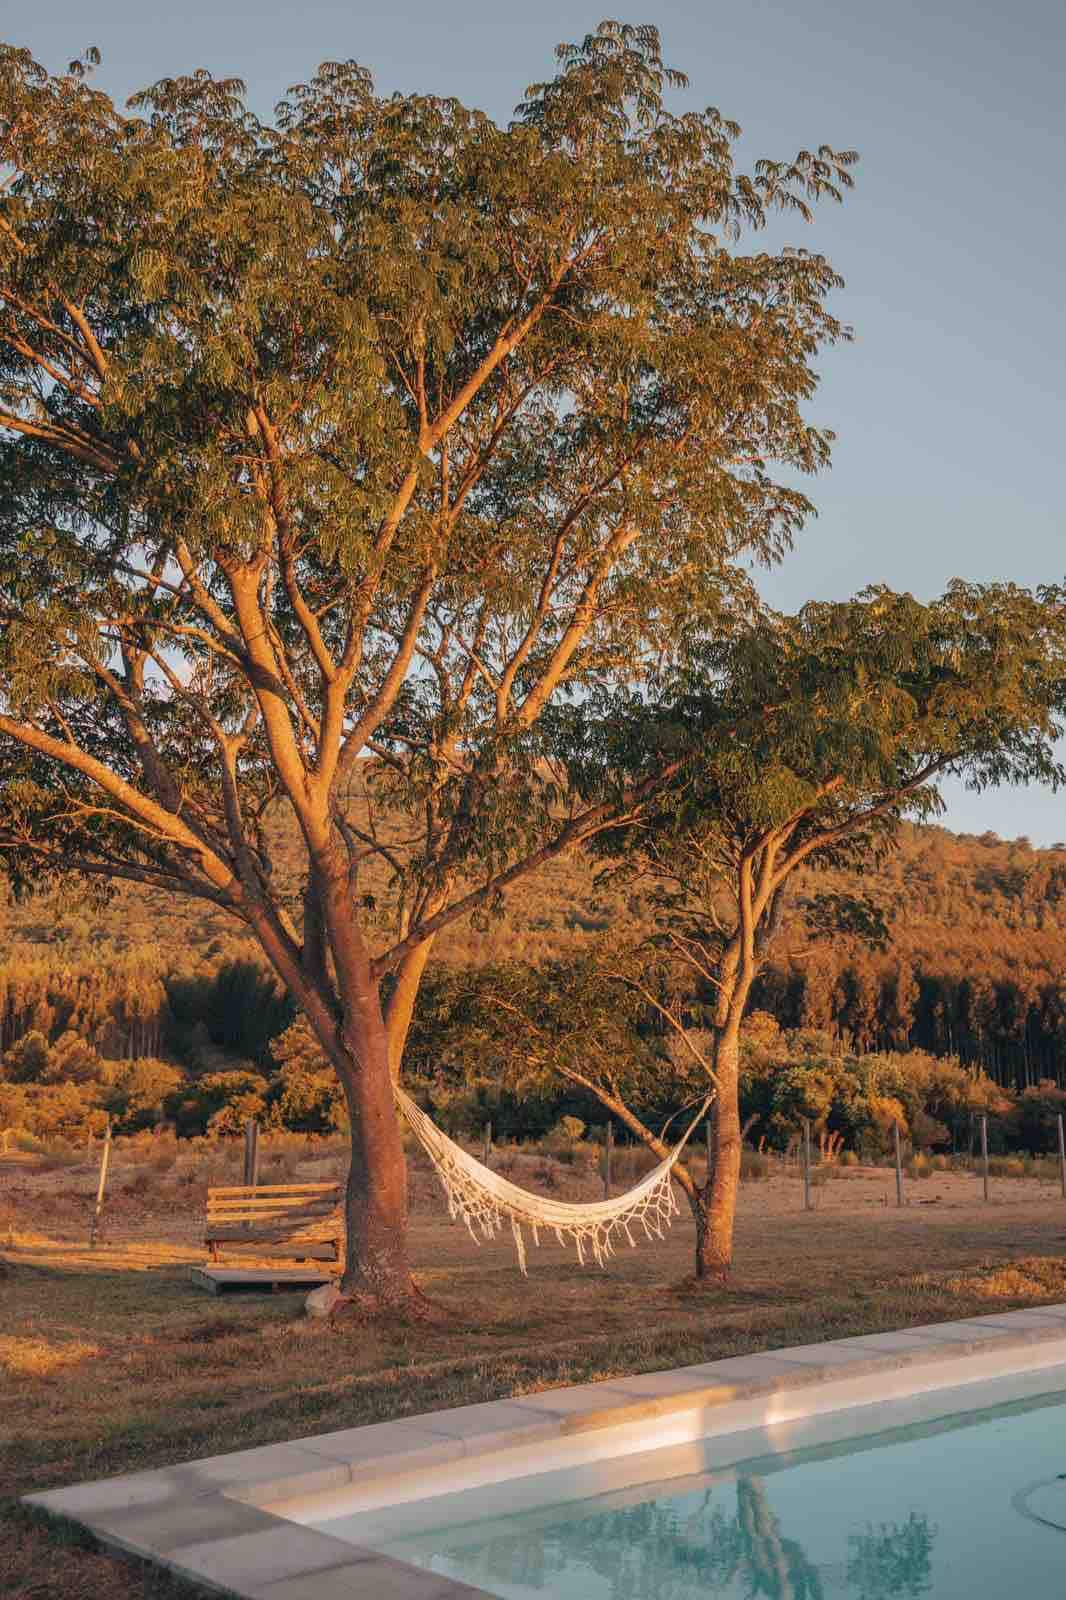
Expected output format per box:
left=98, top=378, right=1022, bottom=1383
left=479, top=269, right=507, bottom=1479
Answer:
left=205, top=1183, right=343, bottom=1265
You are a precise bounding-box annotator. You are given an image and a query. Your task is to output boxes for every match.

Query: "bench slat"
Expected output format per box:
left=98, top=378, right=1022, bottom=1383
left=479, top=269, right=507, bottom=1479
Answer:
left=207, top=1183, right=339, bottom=1197
left=207, top=1223, right=342, bottom=1245
left=207, top=1196, right=340, bottom=1213
left=207, top=1208, right=338, bottom=1227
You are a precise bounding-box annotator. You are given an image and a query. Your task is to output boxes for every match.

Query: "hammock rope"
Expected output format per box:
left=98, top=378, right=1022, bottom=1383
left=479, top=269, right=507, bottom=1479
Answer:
left=395, top=1085, right=711, bottom=1273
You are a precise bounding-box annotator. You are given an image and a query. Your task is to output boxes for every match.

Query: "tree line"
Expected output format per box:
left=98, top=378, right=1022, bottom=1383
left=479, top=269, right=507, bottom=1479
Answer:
left=5, top=824, right=1066, bottom=1087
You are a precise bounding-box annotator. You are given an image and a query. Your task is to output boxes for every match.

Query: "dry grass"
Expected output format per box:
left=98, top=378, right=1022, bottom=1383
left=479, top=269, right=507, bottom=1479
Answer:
left=6, top=1157, right=1066, bottom=1598
left=0, top=1334, right=100, bottom=1381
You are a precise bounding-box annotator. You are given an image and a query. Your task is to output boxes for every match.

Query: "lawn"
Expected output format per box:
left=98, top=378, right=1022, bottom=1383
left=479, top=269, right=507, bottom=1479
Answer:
left=5, top=1153, right=1066, bottom=1598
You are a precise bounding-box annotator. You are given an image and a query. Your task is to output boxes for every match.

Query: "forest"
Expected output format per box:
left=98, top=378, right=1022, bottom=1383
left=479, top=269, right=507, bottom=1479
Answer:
left=2, top=819, right=1065, bottom=1155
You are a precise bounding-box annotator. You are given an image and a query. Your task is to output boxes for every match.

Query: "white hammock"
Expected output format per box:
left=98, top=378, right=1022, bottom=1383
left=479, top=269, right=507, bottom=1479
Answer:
left=395, top=1085, right=709, bottom=1273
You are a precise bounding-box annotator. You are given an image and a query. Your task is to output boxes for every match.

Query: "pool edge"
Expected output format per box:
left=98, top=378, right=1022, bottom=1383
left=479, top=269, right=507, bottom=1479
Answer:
left=23, top=1305, right=1066, bottom=1599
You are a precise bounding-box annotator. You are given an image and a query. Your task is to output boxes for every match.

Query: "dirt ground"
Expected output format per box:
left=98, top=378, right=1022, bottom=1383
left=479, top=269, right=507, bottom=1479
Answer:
left=4, top=1147, right=1066, bottom=1599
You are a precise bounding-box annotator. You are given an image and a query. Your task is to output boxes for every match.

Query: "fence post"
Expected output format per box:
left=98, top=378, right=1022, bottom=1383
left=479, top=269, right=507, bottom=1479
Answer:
left=482, top=1120, right=492, bottom=1166
left=894, top=1122, right=904, bottom=1207
left=802, top=1120, right=812, bottom=1211
left=603, top=1122, right=613, bottom=1199
left=242, top=1118, right=260, bottom=1189
left=981, top=1114, right=990, bottom=1202
left=1058, top=1114, right=1066, bottom=1200
left=89, top=1119, right=112, bottom=1249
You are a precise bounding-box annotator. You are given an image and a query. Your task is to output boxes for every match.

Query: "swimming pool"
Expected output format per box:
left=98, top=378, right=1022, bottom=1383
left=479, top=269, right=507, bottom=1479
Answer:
left=26, top=1309, right=1066, bottom=1598
left=287, top=1364, right=1066, bottom=1598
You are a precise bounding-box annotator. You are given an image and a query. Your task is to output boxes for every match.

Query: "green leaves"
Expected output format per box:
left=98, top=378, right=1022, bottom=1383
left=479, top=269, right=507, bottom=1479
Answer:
left=0, top=23, right=863, bottom=1005
left=581, top=582, right=1066, bottom=994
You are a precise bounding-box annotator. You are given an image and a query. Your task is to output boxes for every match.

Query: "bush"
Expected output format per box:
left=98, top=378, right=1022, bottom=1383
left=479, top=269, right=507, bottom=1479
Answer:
left=1015, top=1081, right=1066, bottom=1155
left=740, top=1150, right=771, bottom=1181
left=170, top=1070, right=269, bottom=1137
left=543, top=1117, right=590, bottom=1164
left=105, top=1058, right=184, bottom=1133
left=556, top=1115, right=586, bottom=1143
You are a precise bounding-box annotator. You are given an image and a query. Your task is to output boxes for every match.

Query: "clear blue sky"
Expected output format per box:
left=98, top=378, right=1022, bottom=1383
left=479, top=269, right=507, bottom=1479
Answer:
left=14, top=1, right=1066, bottom=842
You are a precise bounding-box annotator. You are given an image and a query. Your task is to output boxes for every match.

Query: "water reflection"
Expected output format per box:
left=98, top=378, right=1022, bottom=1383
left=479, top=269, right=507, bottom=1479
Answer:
left=427, top=1475, right=935, bottom=1599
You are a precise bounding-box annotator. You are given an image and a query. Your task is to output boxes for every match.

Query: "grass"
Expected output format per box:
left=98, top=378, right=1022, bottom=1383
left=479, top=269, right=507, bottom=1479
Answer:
left=6, top=1164, right=1066, bottom=1599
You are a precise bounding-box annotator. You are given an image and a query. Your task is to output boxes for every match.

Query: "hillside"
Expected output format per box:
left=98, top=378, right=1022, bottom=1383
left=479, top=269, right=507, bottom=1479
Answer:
left=2, top=820, right=1066, bottom=1085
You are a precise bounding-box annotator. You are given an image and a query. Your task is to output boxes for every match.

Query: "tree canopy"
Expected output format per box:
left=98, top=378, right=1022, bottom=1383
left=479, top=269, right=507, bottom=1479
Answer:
left=0, top=26, right=853, bottom=949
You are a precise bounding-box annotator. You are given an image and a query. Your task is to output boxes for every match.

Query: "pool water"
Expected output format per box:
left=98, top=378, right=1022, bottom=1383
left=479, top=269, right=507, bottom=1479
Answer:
left=332, top=1371, right=1066, bottom=1598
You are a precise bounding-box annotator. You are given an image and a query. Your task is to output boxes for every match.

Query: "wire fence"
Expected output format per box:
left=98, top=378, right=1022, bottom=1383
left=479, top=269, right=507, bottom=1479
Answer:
left=5, top=1110, right=1066, bottom=1255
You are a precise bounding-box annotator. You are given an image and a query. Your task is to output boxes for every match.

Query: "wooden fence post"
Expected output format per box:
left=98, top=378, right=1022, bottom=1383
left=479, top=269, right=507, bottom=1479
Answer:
left=242, top=1118, right=260, bottom=1189
left=89, top=1119, right=112, bottom=1249
left=803, top=1120, right=812, bottom=1211
left=1057, top=1114, right=1066, bottom=1200
left=482, top=1120, right=492, bottom=1166
left=603, top=1122, right=613, bottom=1199
left=981, top=1114, right=990, bottom=1202
left=894, top=1122, right=904, bottom=1207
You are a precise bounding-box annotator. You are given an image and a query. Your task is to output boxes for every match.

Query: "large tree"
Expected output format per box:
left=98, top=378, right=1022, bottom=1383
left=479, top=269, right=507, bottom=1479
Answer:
left=0, top=24, right=855, bottom=1305
left=548, top=583, right=1066, bottom=1279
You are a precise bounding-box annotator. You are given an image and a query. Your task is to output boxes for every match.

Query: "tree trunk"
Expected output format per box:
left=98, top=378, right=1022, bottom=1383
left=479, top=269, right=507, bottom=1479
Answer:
left=384, top=932, right=438, bottom=1075
left=697, top=1025, right=742, bottom=1280
left=329, top=997, right=412, bottom=1305
left=308, top=853, right=415, bottom=1308
left=690, top=1185, right=711, bottom=1278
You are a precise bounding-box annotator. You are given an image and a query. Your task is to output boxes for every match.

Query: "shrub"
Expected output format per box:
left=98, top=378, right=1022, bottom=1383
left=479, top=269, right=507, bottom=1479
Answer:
left=171, top=1070, right=269, bottom=1137
left=543, top=1118, right=591, bottom=1165
left=105, top=1059, right=185, bottom=1133
left=556, top=1115, right=586, bottom=1143
left=1015, top=1081, right=1066, bottom=1155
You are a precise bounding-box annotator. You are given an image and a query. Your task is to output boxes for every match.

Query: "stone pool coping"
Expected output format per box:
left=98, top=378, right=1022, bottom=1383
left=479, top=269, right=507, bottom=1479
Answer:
left=24, top=1304, right=1066, bottom=1599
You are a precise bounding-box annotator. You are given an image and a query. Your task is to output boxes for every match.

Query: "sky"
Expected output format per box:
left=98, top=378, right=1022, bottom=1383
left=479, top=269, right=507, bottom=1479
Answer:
left=12, top=0, right=1066, bottom=842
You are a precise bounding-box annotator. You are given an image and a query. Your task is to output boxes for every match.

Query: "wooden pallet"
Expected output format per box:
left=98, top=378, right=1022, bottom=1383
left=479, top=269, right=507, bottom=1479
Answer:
left=189, top=1264, right=340, bottom=1296
left=204, top=1182, right=343, bottom=1263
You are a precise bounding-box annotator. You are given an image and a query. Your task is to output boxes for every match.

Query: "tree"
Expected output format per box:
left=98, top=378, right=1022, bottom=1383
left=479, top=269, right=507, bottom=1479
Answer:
left=0, top=25, right=855, bottom=1304
left=269, top=1015, right=349, bottom=1131
left=172, top=1068, right=269, bottom=1136
left=104, top=1056, right=183, bottom=1131
left=567, top=583, right=1066, bottom=1277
